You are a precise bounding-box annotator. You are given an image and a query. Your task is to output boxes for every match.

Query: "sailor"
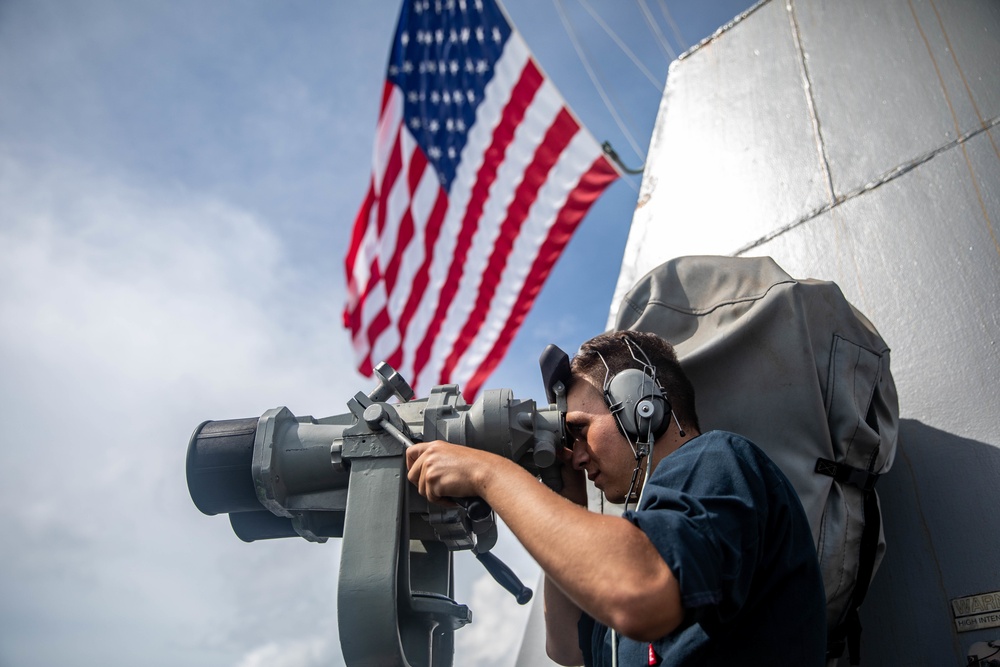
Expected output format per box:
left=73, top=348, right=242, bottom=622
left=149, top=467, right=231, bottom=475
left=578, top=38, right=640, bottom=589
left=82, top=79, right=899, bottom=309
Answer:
left=406, top=330, right=825, bottom=666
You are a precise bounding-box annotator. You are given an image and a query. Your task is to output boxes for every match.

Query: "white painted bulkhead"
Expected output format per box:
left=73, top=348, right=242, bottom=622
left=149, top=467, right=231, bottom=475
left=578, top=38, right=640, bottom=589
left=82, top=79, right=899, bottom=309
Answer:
left=517, top=0, right=999, bottom=664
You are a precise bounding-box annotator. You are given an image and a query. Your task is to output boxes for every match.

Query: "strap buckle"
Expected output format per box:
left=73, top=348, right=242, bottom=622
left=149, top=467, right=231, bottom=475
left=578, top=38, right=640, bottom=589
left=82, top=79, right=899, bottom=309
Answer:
left=815, top=458, right=880, bottom=491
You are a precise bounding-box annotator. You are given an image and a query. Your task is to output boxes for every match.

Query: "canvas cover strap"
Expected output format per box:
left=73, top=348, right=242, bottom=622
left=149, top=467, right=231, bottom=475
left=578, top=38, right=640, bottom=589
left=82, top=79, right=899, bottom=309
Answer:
left=815, top=459, right=881, bottom=492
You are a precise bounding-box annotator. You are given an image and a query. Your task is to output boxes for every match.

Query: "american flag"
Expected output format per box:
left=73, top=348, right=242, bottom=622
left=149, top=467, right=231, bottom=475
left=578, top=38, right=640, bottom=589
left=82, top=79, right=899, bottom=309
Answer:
left=344, top=0, right=619, bottom=398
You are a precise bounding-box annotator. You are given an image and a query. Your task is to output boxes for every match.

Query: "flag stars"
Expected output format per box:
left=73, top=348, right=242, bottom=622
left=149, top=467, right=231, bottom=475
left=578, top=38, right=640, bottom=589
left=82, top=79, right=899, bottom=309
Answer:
left=358, top=3, right=596, bottom=385
left=393, top=0, right=512, bottom=186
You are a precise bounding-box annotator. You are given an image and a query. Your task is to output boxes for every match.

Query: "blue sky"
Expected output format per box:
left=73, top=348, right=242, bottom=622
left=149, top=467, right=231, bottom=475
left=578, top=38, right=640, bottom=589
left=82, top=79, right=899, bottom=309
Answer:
left=0, top=2, right=752, bottom=665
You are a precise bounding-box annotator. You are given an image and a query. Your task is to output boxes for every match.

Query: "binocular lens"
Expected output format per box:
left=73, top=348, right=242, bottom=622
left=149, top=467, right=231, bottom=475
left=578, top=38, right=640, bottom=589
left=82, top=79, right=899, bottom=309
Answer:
left=186, top=417, right=261, bottom=516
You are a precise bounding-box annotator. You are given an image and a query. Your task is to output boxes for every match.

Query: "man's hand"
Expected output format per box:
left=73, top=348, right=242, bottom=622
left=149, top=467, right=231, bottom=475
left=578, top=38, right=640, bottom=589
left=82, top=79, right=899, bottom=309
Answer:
left=408, top=439, right=683, bottom=644
left=405, top=440, right=502, bottom=505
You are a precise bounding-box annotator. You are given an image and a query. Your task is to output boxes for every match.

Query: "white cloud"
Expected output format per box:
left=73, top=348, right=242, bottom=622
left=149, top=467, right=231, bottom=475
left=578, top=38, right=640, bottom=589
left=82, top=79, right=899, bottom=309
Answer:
left=0, top=153, right=357, bottom=667
left=0, top=149, right=550, bottom=667
left=236, top=636, right=338, bottom=667
left=456, top=571, right=535, bottom=667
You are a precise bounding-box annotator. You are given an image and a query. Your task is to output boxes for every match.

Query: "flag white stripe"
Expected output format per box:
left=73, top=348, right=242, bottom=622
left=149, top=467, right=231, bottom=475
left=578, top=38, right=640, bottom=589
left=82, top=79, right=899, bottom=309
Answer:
left=347, top=204, right=375, bottom=313
left=389, top=142, right=436, bottom=323
left=372, top=87, right=404, bottom=196
left=346, top=8, right=618, bottom=395
left=349, top=88, right=404, bottom=314
left=356, top=110, right=411, bottom=363
left=405, top=34, right=531, bottom=391
left=417, top=73, right=562, bottom=391
left=379, top=130, right=414, bottom=277
left=353, top=276, right=387, bottom=365
left=452, top=128, right=602, bottom=386
left=376, top=153, right=438, bottom=374
left=369, top=134, right=430, bottom=367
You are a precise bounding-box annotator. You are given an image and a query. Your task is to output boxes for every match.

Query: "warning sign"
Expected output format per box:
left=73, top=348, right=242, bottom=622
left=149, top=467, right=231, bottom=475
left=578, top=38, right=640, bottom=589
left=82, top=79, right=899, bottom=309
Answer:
left=952, top=591, right=1000, bottom=633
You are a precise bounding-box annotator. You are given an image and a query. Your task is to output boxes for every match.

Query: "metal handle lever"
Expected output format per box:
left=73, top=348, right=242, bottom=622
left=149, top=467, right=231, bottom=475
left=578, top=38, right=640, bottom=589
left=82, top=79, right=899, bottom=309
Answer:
left=362, top=403, right=533, bottom=604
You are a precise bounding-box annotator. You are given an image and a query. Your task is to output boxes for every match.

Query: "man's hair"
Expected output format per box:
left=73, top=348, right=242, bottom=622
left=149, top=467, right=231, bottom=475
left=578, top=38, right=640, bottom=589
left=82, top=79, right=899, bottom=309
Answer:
left=569, top=330, right=701, bottom=434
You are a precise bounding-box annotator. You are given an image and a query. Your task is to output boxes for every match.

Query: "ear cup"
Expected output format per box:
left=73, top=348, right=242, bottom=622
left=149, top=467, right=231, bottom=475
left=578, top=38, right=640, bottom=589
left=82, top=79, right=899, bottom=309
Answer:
left=604, top=368, right=669, bottom=442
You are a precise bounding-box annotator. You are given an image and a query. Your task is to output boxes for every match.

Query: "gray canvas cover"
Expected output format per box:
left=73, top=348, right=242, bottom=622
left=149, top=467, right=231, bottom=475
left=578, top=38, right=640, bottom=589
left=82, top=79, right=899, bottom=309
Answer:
left=614, top=255, right=899, bottom=637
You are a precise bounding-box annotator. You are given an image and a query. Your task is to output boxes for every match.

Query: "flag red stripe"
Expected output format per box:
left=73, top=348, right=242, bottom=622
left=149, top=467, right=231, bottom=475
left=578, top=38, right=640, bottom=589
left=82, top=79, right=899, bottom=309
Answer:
left=346, top=14, right=620, bottom=394
left=345, top=183, right=373, bottom=281
left=375, top=130, right=404, bottom=237
left=410, top=61, right=545, bottom=381
left=407, top=143, right=428, bottom=194
left=351, top=128, right=409, bottom=349
left=377, top=79, right=394, bottom=118
left=364, top=151, right=427, bottom=362
left=354, top=261, right=386, bottom=374
left=343, top=181, right=375, bottom=327
left=463, top=154, right=619, bottom=397
left=386, top=181, right=449, bottom=375
left=346, top=79, right=396, bottom=276
left=382, top=210, right=412, bottom=296
left=344, top=80, right=398, bottom=327
left=383, top=148, right=427, bottom=294
left=439, top=108, right=578, bottom=384
left=345, top=256, right=380, bottom=340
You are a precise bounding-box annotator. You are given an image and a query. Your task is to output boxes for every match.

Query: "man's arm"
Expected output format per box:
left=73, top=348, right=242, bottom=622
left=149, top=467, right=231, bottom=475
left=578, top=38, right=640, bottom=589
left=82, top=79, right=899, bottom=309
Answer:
left=543, top=450, right=587, bottom=666
left=544, top=574, right=585, bottom=665
left=405, top=441, right=683, bottom=642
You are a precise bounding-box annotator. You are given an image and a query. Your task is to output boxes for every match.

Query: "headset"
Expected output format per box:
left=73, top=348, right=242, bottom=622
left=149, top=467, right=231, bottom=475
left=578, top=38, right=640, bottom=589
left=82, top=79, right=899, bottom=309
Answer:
left=541, top=333, right=686, bottom=506
left=596, top=334, right=685, bottom=507
left=596, top=334, right=688, bottom=667
left=598, top=335, right=684, bottom=449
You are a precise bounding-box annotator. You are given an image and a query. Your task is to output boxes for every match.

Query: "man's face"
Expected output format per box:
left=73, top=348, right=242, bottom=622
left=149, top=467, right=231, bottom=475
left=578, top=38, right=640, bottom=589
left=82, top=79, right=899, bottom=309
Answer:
left=565, top=376, right=638, bottom=504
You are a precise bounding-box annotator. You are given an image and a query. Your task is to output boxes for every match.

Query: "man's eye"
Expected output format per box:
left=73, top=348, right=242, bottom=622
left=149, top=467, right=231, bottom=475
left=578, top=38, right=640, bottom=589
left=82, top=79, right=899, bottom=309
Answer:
left=565, top=423, right=584, bottom=442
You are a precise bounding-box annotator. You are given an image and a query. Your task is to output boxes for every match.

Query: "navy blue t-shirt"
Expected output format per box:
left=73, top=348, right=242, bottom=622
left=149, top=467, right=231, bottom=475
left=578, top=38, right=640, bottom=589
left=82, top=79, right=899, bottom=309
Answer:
left=579, top=431, right=825, bottom=666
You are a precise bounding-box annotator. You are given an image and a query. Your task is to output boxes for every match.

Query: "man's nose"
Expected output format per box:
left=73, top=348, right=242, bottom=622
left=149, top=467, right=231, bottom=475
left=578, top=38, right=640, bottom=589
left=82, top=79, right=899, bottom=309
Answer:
left=571, top=440, right=589, bottom=470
